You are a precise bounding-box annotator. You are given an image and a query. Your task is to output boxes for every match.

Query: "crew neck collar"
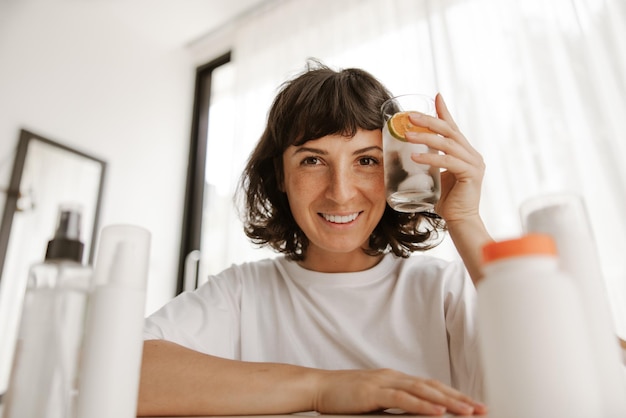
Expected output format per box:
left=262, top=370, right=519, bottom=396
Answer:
left=277, top=253, right=397, bottom=287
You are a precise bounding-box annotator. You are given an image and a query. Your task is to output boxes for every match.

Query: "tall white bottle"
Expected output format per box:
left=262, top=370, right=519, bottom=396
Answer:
left=521, top=193, right=626, bottom=416
left=477, top=234, right=603, bottom=418
left=2, top=205, right=92, bottom=418
left=75, top=224, right=150, bottom=418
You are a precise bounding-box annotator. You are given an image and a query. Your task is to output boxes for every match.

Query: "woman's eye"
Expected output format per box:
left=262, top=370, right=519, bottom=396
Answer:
left=301, top=156, right=320, bottom=165
left=358, top=157, right=379, bottom=166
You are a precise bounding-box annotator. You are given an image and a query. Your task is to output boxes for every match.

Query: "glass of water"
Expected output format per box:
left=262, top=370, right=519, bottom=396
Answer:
left=381, top=94, right=441, bottom=213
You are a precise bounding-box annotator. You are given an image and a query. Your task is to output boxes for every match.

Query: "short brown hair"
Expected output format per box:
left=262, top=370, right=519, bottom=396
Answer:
left=237, top=61, right=445, bottom=261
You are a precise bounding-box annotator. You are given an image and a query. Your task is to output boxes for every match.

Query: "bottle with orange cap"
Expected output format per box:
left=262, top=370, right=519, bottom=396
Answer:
left=477, top=233, right=603, bottom=418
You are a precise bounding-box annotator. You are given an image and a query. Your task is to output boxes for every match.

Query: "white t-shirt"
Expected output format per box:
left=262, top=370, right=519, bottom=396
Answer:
left=144, top=252, right=484, bottom=399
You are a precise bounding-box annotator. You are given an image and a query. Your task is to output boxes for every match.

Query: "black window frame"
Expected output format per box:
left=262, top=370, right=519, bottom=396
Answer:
left=176, top=51, right=231, bottom=295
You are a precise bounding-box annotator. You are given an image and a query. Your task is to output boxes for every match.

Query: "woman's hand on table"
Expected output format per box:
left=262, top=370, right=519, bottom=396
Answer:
left=312, top=368, right=487, bottom=416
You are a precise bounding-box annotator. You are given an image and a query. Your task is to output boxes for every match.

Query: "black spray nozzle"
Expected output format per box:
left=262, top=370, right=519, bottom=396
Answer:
left=45, top=207, right=85, bottom=263
left=54, top=209, right=81, bottom=240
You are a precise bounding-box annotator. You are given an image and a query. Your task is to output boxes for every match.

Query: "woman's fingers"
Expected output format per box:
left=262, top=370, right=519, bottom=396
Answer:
left=405, top=119, right=479, bottom=160
left=405, top=111, right=458, bottom=141
left=405, top=132, right=483, bottom=181
left=419, top=378, right=488, bottom=414
left=369, top=377, right=476, bottom=416
left=397, top=378, right=484, bottom=415
left=435, top=92, right=460, bottom=132
left=404, top=96, right=484, bottom=179
left=314, top=369, right=487, bottom=416
left=406, top=94, right=477, bottom=157
left=379, top=387, right=447, bottom=415
left=406, top=131, right=475, bottom=168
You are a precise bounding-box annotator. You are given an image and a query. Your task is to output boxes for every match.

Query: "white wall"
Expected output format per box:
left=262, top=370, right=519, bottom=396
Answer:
left=0, top=2, right=194, bottom=316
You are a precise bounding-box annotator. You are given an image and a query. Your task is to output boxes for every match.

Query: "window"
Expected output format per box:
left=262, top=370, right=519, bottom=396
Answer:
left=177, top=52, right=274, bottom=293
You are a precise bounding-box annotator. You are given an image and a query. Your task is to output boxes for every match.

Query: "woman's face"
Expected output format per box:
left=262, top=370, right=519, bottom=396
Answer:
left=281, top=129, right=387, bottom=272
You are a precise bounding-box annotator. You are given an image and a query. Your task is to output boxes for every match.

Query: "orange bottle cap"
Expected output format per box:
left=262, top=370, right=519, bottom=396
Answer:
left=482, top=233, right=557, bottom=263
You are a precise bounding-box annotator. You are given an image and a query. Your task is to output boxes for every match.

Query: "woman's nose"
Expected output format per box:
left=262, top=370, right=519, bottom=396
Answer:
left=325, top=167, right=357, bottom=203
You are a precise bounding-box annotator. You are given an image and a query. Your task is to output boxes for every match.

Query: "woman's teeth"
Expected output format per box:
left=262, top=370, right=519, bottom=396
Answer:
left=322, top=213, right=359, bottom=224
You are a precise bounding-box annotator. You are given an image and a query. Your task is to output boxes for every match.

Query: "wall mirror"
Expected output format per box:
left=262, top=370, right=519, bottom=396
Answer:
left=0, top=129, right=106, bottom=391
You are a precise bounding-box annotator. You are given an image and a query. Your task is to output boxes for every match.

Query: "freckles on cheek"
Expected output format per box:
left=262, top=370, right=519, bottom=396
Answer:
left=287, top=173, right=307, bottom=193
left=368, top=173, right=386, bottom=194
left=372, top=178, right=387, bottom=206
left=285, top=172, right=313, bottom=202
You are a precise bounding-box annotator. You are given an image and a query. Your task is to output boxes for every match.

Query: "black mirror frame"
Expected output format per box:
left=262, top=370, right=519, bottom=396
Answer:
left=0, top=129, right=107, bottom=282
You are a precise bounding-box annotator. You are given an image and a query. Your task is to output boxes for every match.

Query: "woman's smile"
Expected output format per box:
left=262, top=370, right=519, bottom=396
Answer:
left=320, top=211, right=361, bottom=224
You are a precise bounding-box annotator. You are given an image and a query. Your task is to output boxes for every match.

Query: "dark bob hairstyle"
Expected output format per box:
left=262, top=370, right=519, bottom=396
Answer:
left=237, top=61, right=445, bottom=261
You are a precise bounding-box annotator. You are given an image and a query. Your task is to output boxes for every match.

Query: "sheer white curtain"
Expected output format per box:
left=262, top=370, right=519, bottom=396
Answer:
left=197, top=0, right=626, bottom=334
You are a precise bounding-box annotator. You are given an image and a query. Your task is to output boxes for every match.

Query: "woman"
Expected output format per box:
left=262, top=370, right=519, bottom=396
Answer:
left=138, top=62, right=492, bottom=416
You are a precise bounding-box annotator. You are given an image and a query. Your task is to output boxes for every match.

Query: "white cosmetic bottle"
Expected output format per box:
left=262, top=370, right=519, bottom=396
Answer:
left=477, top=234, right=603, bottom=418
left=521, top=193, right=626, bottom=416
left=2, top=205, right=92, bottom=418
left=75, top=224, right=151, bottom=418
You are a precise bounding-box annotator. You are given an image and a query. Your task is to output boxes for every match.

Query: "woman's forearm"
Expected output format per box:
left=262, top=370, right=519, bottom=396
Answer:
left=137, top=340, right=318, bottom=416
left=137, top=340, right=487, bottom=416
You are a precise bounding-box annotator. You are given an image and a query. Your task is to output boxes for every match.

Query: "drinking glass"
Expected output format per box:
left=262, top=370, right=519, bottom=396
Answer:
left=381, top=94, right=440, bottom=212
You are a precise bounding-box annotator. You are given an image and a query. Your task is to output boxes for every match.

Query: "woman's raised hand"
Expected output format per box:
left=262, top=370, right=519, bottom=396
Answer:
left=404, top=93, right=492, bottom=284
left=404, top=93, right=485, bottom=224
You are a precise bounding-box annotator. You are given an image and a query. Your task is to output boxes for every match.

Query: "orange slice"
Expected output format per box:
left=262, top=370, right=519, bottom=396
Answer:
left=388, top=111, right=432, bottom=141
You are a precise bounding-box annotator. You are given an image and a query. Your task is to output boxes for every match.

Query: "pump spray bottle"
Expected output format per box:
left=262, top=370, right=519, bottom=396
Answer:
left=2, top=205, right=93, bottom=418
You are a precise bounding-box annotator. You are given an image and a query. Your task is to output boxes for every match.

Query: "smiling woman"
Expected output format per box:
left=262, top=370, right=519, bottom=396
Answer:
left=188, top=0, right=626, bottom=338
left=138, top=62, right=491, bottom=417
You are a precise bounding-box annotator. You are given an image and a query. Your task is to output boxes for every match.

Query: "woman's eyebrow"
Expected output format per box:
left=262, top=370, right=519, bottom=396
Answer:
left=354, top=146, right=383, bottom=155
left=292, top=146, right=327, bottom=156
left=291, top=145, right=382, bottom=157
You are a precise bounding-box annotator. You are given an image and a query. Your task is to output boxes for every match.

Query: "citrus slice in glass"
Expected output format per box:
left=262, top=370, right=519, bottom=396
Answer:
left=388, top=111, right=432, bottom=141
